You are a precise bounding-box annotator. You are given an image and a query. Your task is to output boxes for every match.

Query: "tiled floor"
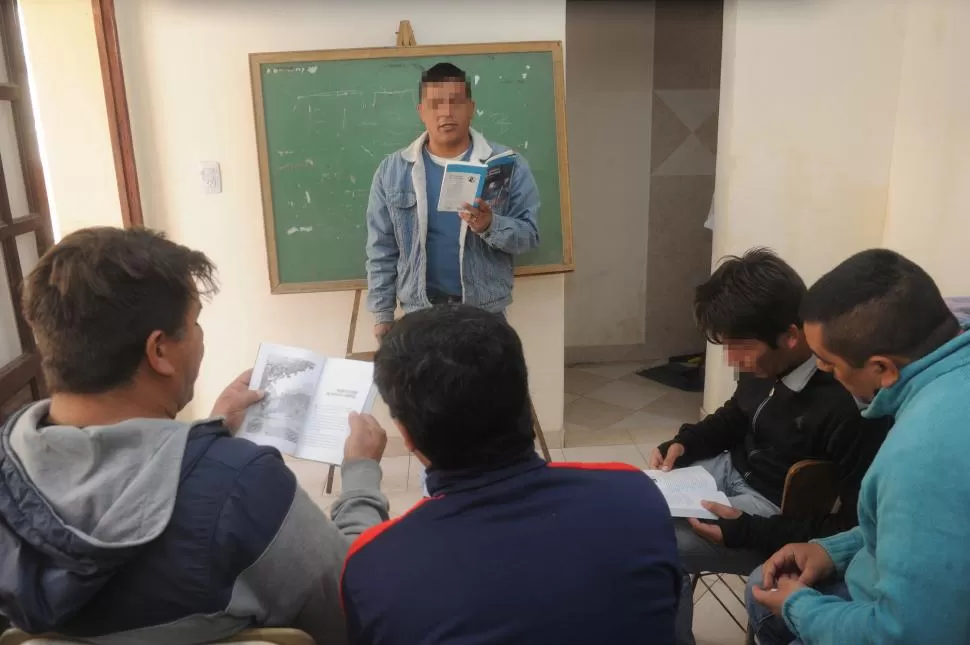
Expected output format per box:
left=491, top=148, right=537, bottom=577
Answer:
left=289, top=361, right=748, bottom=645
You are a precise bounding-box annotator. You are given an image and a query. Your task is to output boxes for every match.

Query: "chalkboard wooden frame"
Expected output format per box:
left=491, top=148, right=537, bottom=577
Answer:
left=250, top=41, right=574, bottom=294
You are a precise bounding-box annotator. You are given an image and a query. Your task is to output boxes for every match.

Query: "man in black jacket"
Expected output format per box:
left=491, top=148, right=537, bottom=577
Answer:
left=647, top=249, right=890, bottom=645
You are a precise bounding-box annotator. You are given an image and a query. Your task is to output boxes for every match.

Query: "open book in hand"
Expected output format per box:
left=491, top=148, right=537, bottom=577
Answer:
left=643, top=466, right=734, bottom=520
left=437, top=149, right=516, bottom=213
left=238, top=343, right=377, bottom=466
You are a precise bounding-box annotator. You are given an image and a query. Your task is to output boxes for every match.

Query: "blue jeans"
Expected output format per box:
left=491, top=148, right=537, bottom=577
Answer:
left=745, top=565, right=852, bottom=645
left=674, top=453, right=782, bottom=645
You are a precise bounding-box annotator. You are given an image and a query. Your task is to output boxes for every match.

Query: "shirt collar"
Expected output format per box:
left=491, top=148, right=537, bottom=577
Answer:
left=779, top=355, right=818, bottom=392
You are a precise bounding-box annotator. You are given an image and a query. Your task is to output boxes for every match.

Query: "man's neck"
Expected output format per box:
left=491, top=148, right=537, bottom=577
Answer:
left=48, top=388, right=176, bottom=428
left=426, top=134, right=471, bottom=159
left=776, top=345, right=815, bottom=378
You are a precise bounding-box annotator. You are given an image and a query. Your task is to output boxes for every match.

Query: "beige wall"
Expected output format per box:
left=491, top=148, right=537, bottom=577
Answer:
left=705, top=0, right=906, bottom=410
left=111, top=0, right=566, bottom=440
left=882, top=0, right=970, bottom=297
left=19, top=0, right=123, bottom=237
left=564, top=1, right=654, bottom=353
left=705, top=0, right=968, bottom=412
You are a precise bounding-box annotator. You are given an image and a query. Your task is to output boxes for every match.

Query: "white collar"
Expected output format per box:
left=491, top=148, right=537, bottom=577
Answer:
left=780, top=356, right=818, bottom=392
left=402, top=127, right=493, bottom=163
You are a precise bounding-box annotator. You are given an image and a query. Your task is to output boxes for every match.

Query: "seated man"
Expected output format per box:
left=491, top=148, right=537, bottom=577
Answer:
left=645, top=249, right=889, bottom=645
left=748, top=250, right=970, bottom=645
left=0, top=227, right=389, bottom=644
left=341, top=305, right=682, bottom=644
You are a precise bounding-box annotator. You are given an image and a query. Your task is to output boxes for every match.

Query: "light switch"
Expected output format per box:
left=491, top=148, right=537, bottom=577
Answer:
left=200, top=161, right=222, bottom=194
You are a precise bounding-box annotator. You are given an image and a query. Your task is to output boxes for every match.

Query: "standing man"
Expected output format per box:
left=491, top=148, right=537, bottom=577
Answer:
left=365, top=62, right=540, bottom=339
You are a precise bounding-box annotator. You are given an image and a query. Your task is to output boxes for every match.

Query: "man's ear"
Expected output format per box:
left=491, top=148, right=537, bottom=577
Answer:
left=395, top=419, right=431, bottom=467
left=867, top=355, right=901, bottom=389
left=782, top=324, right=802, bottom=350
left=145, top=330, right=177, bottom=377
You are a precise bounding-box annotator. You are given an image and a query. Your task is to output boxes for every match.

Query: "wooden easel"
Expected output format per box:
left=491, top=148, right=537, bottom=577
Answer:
left=323, top=21, right=551, bottom=494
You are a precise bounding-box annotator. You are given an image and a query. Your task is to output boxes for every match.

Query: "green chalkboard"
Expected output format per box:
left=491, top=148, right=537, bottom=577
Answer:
left=250, top=42, right=573, bottom=293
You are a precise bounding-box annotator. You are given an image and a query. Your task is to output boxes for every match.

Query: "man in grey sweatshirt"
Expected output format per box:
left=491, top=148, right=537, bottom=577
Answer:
left=0, top=226, right=389, bottom=644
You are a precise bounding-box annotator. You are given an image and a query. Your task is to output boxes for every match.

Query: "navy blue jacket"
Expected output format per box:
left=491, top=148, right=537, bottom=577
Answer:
left=341, top=453, right=681, bottom=645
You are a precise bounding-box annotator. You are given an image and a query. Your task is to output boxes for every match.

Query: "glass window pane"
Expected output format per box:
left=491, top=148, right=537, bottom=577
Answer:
left=16, top=232, right=38, bottom=277
left=0, top=247, right=24, bottom=364
left=0, top=101, right=29, bottom=219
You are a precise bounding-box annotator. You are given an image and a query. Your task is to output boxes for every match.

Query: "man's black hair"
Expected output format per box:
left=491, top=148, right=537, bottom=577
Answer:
left=418, top=62, right=472, bottom=101
left=801, top=249, right=959, bottom=367
left=694, top=247, right=806, bottom=347
left=374, top=305, right=534, bottom=470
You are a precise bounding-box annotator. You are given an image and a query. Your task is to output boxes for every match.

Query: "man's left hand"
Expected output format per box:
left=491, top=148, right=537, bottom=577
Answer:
left=751, top=575, right=807, bottom=617
left=211, top=369, right=265, bottom=432
left=687, top=501, right=743, bottom=545
left=460, top=198, right=493, bottom=234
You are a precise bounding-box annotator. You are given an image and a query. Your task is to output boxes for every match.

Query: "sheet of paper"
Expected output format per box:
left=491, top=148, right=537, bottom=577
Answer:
left=296, top=358, right=376, bottom=465
left=238, top=343, right=325, bottom=455
left=438, top=163, right=484, bottom=212
left=643, top=466, right=732, bottom=520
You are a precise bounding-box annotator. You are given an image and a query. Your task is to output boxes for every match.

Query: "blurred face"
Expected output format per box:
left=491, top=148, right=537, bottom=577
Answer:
left=145, top=297, right=205, bottom=415
left=418, top=81, right=474, bottom=150
left=804, top=322, right=899, bottom=403
left=721, top=326, right=803, bottom=378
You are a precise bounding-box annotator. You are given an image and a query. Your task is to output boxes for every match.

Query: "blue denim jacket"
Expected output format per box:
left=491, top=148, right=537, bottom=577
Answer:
left=365, top=128, right=540, bottom=323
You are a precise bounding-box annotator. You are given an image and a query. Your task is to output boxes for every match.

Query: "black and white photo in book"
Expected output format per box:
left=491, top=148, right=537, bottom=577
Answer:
left=243, top=352, right=320, bottom=444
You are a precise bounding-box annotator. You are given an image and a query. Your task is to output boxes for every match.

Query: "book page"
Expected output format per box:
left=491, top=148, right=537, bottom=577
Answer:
left=295, top=358, right=376, bottom=465
left=238, top=344, right=325, bottom=455
left=643, top=466, right=732, bottom=520
left=438, top=162, right=485, bottom=212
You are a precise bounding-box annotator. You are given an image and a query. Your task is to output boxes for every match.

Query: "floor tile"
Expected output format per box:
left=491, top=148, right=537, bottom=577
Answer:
left=561, top=444, right=648, bottom=468
left=380, top=455, right=411, bottom=493
left=610, top=409, right=686, bottom=432
left=692, top=583, right=748, bottom=645
left=584, top=378, right=670, bottom=411
left=386, top=490, right=425, bottom=518
left=572, top=361, right=646, bottom=380
left=563, top=392, right=581, bottom=406
left=636, top=443, right=663, bottom=464
left=564, top=427, right=634, bottom=448
left=643, top=390, right=704, bottom=422
left=407, top=454, right=426, bottom=492
left=564, top=397, right=632, bottom=430
left=285, top=456, right=339, bottom=496
left=544, top=448, right=566, bottom=462
left=564, top=369, right=614, bottom=396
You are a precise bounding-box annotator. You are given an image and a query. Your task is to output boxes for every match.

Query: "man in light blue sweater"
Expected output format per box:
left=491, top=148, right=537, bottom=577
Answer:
left=746, top=249, right=970, bottom=645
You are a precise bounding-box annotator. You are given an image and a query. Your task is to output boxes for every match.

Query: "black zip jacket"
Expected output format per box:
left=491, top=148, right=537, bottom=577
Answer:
left=658, top=365, right=890, bottom=553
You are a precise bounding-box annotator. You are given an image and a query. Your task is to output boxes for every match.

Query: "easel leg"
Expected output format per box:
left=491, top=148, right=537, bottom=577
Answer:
left=530, top=397, right=551, bottom=461
left=325, top=465, right=335, bottom=495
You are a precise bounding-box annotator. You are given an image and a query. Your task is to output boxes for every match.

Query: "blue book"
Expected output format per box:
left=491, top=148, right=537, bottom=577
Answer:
left=437, top=149, right=516, bottom=213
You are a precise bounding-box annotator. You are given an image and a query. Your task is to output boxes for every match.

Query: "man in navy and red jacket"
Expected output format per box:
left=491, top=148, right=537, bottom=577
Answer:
left=341, top=305, right=681, bottom=645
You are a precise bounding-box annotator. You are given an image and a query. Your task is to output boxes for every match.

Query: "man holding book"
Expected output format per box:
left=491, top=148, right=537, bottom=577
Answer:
left=0, top=227, right=389, bottom=644
left=647, top=249, right=890, bottom=645
left=365, top=62, right=540, bottom=339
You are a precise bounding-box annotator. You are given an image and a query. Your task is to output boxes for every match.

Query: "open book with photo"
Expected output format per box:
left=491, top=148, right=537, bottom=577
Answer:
left=437, top=149, right=516, bottom=213
left=643, top=466, right=733, bottom=520
left=238, top=343, right=377, bottom=466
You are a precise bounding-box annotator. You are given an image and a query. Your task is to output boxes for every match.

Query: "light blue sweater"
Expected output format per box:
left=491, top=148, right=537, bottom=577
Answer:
left=783, top=328, right=970, bottom=644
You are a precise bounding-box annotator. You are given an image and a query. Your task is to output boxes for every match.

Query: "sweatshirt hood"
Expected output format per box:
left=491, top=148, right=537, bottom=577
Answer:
left=0, top=400, right=193, bottom=632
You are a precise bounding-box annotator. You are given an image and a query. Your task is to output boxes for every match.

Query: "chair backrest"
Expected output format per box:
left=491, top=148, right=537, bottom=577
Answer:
left=780, top=459, right=839, bottom=517
left=0, top=629, right=315, bottom=645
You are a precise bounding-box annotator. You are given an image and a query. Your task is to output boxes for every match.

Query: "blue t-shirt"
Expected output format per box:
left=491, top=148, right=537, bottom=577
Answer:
left=423, top=146, right=470, bottom=297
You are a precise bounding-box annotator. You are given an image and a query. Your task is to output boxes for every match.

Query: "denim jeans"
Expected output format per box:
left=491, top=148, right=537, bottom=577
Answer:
left=745, top=564, right=852, bottom=645
left=674, top=453, right=782, bottom=645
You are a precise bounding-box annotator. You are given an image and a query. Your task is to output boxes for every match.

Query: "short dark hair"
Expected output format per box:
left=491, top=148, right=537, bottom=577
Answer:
left=694, top=247, right=807, bottom=346
left=374, top=305, right=533, bottom=470
left=22, top=227, right=217, bottom=394
left=418, top=62, right=471, bottom=101
left=801, top=249, right=959, bottom=367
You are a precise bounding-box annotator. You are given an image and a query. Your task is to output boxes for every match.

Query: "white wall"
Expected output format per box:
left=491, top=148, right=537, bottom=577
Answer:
left=113, top=0, right=566, bottom=438
left=704, top=0, right=906, bottom=410
left=19, top=0, right=122, bottom=237
left=882, top=0, right=970, bottom=297
left=564, top=1, right=653, bottom=351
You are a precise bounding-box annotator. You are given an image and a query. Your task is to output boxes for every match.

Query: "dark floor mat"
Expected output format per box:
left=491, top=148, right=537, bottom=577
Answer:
left=637, top=354, right=705, bottom=392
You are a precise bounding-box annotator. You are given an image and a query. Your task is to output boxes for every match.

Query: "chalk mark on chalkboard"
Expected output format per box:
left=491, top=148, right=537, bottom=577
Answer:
left=361, top=146, right=374, bottom=157
left=286, top=226, right=314, bottom=235
left=296, top=90, right=362, bottom=100
left=373, top=89, right=417, bottom=107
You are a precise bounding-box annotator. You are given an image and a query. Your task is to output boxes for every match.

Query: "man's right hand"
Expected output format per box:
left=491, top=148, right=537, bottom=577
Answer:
left=761, top=542, right=836, bottom=589
left=648, top=442, right=684, bottom=471
left=345, top=412, right=388, bottom=463
left=374, top=322, right=393, bottom=342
